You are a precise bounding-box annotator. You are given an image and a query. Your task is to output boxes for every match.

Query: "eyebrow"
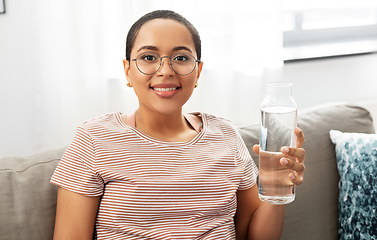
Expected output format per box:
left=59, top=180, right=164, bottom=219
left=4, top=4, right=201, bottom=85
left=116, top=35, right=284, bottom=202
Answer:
left=137, top=45, right=159, bottom=52
left=172, top=46, right=193, bottom=53
left=136, top=45, right=193, bottom=53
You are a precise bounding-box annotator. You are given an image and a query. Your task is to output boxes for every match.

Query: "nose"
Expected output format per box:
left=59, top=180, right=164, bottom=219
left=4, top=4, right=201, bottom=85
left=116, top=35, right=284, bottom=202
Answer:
left=157, top=56, right=175, bottom=76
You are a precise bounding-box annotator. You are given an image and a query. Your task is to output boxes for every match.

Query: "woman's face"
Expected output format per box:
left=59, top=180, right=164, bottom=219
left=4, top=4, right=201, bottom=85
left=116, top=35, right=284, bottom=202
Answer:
left=124, top=19, right=203, bottom=116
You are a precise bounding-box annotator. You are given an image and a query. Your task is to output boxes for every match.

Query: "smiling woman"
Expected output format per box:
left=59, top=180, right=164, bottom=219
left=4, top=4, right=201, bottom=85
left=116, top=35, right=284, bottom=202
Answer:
left=123, top=17, right=202, bottom=121
left=49, top=9, right=306, bottom=240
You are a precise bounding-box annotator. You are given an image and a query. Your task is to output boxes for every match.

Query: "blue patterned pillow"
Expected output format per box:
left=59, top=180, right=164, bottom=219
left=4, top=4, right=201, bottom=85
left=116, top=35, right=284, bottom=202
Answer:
left=330, top=130, right=377, bottom=240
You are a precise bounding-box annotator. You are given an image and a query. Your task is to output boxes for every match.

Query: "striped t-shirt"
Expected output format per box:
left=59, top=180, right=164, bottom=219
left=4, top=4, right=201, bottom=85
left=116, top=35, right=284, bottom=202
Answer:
left=50, top=111, right=258, bottom=239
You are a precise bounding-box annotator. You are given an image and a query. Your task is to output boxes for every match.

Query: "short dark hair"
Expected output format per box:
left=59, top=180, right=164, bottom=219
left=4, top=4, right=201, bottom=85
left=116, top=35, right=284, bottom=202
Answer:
left=125, top=10, right=201, bottom=61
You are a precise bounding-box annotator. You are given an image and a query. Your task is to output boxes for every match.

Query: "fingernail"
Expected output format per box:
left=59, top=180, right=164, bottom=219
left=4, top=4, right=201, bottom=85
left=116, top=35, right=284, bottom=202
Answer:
left=281, top=147, right=289, bottom=154
left=281, top=158, right=288, bottom=165
left=290, top=174, right=295, bottom=180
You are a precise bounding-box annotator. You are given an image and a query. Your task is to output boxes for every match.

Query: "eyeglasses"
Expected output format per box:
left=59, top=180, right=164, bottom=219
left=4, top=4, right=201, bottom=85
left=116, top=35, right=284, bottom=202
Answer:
left=130, top=52, right=201, bottom=76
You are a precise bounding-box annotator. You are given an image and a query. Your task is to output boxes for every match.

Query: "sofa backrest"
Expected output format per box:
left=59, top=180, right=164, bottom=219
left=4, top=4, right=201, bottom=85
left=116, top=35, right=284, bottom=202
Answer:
left=0, top=148, right=65, bottom=240
left=238, top=103, right=375, bottom=240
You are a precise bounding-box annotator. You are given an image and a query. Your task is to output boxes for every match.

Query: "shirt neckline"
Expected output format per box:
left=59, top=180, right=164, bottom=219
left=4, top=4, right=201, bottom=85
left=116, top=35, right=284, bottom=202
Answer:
left=115, top=111, right=206, bottom=147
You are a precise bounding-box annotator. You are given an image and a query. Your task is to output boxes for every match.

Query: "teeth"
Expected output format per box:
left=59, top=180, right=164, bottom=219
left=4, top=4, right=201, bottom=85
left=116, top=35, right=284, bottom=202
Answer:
left=153, top=87, right=178, bottom=91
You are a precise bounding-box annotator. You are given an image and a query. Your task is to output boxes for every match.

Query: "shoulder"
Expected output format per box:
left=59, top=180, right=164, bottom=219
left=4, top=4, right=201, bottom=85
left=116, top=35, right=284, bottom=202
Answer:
left=202, top=112, right=237, bottom=128
left=194, top=112, right=238, bottom=136
left=71, top=112, right=134, bottom=145
left=80, top=111, right=118, bottom=125
left=78, top=112, right=123, bottom=133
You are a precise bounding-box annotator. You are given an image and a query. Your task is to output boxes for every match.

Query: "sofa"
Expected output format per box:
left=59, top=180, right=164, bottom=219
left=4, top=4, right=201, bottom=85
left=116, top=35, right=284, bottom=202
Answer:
left=0, top=102, right=375, bottom=240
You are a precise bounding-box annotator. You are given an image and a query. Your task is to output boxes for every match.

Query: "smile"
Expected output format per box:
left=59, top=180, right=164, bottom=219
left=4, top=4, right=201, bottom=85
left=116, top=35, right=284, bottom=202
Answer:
left=152, top=87, right=179, bottom=91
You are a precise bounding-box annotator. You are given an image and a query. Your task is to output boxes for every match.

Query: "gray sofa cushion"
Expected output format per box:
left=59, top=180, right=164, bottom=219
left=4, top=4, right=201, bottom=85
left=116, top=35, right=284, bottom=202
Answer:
left=238, top=103, right=375, bottom=240
left=0, top=148, right=65, bottom=240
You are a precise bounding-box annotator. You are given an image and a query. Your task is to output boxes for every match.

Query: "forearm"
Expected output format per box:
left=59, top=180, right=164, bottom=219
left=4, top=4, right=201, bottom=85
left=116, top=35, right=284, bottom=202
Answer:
left=247, top=202, right=285, bottom=240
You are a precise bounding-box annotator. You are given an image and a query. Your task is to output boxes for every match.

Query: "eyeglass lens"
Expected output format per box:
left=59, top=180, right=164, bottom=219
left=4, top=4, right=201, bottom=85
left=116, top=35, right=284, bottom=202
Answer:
left=135, top=52, right=197, bottom=75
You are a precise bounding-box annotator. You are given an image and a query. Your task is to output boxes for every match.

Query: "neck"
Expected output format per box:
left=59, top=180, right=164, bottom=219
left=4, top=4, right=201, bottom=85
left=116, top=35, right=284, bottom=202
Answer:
left=136, top=108, right=185, bottom=131
left=133, top=108, right=197, bottom=142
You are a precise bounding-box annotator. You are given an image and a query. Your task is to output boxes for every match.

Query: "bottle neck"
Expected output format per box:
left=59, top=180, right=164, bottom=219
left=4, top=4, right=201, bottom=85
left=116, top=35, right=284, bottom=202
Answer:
left=266, top=83, right=292, bottom=99
left=261, top=82, right=296, bottom=109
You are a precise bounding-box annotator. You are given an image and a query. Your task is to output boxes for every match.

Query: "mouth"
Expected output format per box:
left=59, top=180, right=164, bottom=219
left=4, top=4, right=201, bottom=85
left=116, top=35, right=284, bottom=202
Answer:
left=150, top=85, right=181, bottom=98
left=151, top=87, right=180, bottom=91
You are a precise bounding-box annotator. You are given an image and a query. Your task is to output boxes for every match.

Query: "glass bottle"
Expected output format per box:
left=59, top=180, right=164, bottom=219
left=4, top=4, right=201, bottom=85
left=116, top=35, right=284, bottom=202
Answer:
left=259, top=82, right=297, bottom=205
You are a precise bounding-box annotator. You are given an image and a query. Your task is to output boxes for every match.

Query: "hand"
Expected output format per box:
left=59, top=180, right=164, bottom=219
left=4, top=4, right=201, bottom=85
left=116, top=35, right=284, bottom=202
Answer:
left=253, top=127, right=306, bottom=185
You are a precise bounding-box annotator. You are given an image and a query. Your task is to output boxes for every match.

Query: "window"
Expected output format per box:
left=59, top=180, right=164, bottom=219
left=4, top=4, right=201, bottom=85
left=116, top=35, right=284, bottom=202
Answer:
left=282, top=0, right=377, bottom=60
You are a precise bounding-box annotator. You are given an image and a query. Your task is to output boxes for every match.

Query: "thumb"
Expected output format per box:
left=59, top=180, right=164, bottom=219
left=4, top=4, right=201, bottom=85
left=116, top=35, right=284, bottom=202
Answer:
left=253, top=144, right=260, bottom=154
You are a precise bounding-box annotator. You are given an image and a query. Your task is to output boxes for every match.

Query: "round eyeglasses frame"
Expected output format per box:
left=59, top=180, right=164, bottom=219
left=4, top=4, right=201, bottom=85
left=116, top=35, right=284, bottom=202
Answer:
left=130, top=52, right=201, bottom=76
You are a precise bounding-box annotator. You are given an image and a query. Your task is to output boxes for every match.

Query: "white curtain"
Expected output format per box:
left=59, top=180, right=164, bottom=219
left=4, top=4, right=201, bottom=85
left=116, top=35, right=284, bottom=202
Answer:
left=0, top=0, right=283, bottom=157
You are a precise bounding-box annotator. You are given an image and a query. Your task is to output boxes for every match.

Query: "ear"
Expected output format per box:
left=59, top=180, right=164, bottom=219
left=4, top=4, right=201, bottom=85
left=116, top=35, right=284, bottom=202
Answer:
left=123, top=59, right=132, bottom=84
left=195, top=61, right=204, bottom=85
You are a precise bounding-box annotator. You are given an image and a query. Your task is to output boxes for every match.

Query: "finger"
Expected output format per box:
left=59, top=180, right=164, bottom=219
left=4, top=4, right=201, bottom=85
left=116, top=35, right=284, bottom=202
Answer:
left=252, top=144, right=260, bottom=154
left=289, top=172, right=304, bottom=185
left=280, top=158, right=306, bottom=173
left=295, top=127, right=305, bottom=148
left=281, top=147, right=306, bottom=162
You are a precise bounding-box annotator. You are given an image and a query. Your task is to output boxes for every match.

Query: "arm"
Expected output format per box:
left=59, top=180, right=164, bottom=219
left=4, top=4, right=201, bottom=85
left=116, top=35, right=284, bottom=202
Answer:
left=53, top=187, right=101, bottom=240
left=235, top=128, right=306, bottom=240
left=235, top=186, right=285, bottom=240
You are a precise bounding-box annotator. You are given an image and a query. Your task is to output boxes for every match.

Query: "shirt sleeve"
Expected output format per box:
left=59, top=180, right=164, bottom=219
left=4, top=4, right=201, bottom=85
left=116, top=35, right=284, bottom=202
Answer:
left=236, top=130, right=259, bottom=190
left=50, top=125, right=104, bottom=196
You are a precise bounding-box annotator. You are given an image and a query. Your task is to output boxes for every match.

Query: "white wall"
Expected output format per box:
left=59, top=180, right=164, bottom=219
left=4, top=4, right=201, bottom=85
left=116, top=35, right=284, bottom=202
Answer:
left=282, top=53, right=377, bottom=131
left=1, top=1, right=377, bottom=158
left=282, top=53, right=377, bottom=110
left=0, top=1, right=40, bottom=158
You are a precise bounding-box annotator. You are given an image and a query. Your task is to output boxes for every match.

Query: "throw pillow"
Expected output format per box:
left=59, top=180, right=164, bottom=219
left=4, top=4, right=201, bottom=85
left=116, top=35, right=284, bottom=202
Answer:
left=329, top=130, right=377, bottom=240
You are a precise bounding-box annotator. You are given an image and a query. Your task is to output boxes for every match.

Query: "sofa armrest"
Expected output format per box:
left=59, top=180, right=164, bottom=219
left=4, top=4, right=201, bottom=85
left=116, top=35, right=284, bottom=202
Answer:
left=0, top=148, right=65, bottom=240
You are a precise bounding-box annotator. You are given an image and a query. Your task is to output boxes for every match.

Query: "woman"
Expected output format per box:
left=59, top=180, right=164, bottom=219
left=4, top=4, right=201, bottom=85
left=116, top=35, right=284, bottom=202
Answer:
left=51, top=10, right=306, bottom=240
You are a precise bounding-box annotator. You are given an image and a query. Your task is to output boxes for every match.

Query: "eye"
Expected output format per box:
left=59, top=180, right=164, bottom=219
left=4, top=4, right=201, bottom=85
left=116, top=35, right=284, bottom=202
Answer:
left=139, top=53, right=158, bottom=62
left=173, top=54, right=190, bottom=62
